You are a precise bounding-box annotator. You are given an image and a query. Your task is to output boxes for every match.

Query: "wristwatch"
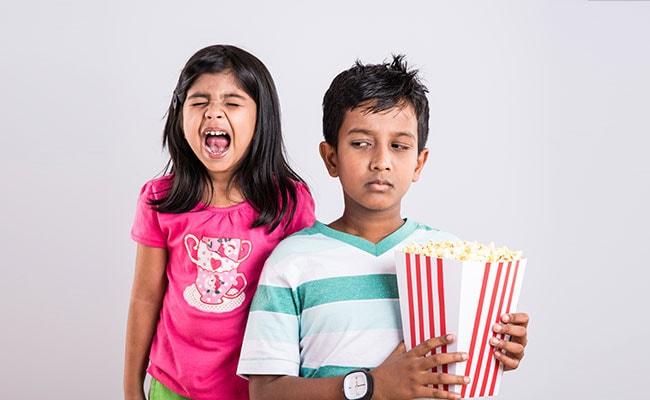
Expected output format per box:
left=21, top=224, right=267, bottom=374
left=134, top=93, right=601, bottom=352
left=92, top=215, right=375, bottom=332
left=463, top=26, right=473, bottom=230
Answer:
left=342, top=368, right=374, bottom=400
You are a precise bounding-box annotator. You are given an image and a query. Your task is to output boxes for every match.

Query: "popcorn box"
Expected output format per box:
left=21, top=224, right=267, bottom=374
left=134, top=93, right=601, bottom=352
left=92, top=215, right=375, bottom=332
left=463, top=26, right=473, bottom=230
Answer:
left=395, top=246, right=526, bottom=398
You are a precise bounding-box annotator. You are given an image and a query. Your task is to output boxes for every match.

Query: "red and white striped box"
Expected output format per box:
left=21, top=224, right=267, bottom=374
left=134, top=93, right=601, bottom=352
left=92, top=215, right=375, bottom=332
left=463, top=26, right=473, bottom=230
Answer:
left=395, top=251, right=526, bottom=398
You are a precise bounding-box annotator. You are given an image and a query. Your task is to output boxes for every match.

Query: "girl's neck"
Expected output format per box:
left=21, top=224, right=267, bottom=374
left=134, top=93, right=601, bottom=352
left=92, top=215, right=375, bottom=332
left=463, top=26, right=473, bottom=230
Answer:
left=204, top=179, right=245, bottom=208
left=328, top=211, right=405, bottom=244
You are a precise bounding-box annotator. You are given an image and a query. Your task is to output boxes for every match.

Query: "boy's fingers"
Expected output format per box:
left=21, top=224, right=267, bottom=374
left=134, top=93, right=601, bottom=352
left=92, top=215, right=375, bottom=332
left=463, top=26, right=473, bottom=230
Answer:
left=493, top=323, right=527, bottom=340
left=422, top=351, right=469, bottom=371
left=494, top=350, right=521, bottom=371
left=490, top=336, right=524, bottom=357
left=420, top=374, right=470, bottom=399
left=412, top=334, right=455, bottom=357
left=422, top=372, right=470, bottom=387
left=501, top=312, right=529, bottom=327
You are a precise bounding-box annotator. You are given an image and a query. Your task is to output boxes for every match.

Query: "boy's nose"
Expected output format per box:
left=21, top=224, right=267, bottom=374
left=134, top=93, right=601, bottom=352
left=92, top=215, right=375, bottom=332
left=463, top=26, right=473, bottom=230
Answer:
left=370, top=148, right=392, bottom=171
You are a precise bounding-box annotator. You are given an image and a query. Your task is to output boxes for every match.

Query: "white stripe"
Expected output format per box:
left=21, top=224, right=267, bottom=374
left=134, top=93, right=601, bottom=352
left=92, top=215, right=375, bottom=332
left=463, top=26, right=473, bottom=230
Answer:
left=300, top=329, right=401, bottom=369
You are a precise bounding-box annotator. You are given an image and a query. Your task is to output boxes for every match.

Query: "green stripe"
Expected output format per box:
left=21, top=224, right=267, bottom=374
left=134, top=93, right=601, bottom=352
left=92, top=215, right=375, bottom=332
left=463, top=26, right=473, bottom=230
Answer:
left=309, top=220, right=424, bottom=256
left=301, top=365, right=364, bottom=378
left=297, top=274, right=398, bottom=310
left=249, top=285, right=299, bottom=315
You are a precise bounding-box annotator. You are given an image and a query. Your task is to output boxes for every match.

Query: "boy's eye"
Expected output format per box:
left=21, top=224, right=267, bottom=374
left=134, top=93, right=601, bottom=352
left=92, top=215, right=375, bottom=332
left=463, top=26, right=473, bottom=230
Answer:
left=392, top=143, right=411, bottom=151
left=191, top=102, right=208, bottom=107
left=351, top=141, right=370, bottom=148
left=226, top=103, right=241, bottom=107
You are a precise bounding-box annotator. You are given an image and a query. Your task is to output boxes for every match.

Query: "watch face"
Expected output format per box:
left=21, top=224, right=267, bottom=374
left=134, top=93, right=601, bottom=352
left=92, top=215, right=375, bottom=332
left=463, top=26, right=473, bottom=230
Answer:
left=343, top=371, right=368, bottom=400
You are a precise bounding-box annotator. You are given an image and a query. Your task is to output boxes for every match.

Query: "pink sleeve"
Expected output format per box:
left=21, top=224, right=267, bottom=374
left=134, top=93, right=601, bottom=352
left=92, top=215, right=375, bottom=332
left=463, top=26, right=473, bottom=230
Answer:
left=285, top=181, right=316, bottom=236
left=130, top=180, right=167, bottom=248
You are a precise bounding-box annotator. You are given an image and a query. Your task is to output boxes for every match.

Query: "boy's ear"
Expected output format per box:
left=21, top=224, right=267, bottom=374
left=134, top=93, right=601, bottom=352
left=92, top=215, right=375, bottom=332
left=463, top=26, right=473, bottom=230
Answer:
left=412, top=148, right=430, bottom=182
left=319, top=141, right=339, bottom=178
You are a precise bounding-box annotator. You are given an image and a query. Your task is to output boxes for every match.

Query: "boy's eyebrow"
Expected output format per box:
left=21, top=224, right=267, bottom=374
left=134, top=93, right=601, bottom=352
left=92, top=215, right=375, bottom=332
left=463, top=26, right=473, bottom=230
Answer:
left=345, top=128, right=417, bottom=139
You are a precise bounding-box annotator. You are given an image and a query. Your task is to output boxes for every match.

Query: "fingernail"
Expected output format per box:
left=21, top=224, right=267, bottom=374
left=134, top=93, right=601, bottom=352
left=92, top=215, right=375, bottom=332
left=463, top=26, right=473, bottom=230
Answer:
left=464, top=376, right=471, bottom=384
left=461, top=353, right=468, bottom=360
left=493, top=324, right=502, bottom=333
left=502, top=314, right=510, bottom=322
left=490, top=337, right=500, bottom=345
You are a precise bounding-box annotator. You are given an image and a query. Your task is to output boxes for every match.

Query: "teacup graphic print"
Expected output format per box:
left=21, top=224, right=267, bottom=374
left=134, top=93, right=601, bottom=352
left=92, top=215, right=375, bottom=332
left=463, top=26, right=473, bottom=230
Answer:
left=183, top=234, right=252, bottom=312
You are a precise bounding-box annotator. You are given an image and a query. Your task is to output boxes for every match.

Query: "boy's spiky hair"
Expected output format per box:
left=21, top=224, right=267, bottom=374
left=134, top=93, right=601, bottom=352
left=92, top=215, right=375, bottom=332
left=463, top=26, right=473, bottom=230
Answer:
left=322, top=55, right=430, bottom=152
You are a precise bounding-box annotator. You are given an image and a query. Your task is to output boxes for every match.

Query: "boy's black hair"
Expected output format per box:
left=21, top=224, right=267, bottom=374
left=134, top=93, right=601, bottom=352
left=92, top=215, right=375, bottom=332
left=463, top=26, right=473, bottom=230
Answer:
left=322, top=55, right=430, bottom=153
left=151, top=44, right=303, bottom=233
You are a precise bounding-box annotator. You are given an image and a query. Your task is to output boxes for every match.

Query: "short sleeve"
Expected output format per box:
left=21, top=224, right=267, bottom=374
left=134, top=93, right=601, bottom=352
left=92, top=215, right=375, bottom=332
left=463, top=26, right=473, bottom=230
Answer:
left=130, top=180, right=167, bottom=248
left=237, top=258, right=302, bottom=377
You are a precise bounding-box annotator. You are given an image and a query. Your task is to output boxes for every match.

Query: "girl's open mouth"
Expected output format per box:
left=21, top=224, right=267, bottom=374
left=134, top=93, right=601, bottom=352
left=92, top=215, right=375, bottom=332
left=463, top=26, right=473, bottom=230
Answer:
left=204, top=130, right=231, bottom=156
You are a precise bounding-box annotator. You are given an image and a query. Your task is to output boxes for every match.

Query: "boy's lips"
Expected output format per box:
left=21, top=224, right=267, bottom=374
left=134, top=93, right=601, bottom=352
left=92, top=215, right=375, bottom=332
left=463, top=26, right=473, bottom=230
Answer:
left=367, top=179, right=393, bottom=191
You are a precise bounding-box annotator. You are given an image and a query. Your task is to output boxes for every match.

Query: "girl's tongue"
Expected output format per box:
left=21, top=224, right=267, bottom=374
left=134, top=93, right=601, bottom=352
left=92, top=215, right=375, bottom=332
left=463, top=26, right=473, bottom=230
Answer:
left=206, top=135, right=229, bottom=155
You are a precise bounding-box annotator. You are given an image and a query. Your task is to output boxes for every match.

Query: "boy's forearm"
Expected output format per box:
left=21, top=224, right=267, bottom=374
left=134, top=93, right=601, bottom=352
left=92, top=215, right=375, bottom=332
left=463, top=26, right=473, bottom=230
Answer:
left=249, top=375, right=346, bottom=400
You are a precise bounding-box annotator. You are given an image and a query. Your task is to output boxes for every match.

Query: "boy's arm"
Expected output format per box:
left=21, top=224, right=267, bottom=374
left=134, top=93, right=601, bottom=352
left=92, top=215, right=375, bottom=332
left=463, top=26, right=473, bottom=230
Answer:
left=491, top=312, right=529, bottom=371
left=124, top=244, right=168, bottom=400
left=249, top=335, right=470, bottom=400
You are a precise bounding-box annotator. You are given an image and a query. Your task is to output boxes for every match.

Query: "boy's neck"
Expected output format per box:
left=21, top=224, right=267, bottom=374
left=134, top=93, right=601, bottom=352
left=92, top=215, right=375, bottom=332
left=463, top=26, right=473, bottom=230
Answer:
left=328, top=212, right=405, bottom=244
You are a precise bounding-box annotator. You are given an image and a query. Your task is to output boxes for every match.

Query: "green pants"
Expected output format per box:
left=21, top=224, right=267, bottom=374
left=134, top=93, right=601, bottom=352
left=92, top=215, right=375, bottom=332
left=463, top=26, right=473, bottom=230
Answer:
left=149, top=378, right=191, bottom=400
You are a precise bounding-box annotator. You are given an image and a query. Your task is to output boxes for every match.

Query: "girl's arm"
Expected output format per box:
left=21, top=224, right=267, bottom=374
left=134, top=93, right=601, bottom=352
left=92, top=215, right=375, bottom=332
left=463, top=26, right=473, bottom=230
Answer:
left=249, top=335, right=470, bottom=400
left=124, top=244, right=168, bottom=400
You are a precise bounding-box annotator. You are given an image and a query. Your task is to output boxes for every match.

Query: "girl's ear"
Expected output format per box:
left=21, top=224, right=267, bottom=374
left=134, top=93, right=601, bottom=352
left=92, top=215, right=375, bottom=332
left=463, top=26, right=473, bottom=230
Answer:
left=319, top=141, right=339, bottom=178
left=412, top=147, right=429, bottom=182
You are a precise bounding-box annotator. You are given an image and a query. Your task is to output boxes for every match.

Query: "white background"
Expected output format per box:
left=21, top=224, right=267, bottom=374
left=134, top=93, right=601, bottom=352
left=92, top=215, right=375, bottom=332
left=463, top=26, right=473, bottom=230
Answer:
left=1, top=1, right=649, bottom=399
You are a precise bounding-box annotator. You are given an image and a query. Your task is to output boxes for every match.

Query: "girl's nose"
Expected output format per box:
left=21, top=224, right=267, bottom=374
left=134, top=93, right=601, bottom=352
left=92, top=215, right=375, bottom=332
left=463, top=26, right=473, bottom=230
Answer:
left=205, top=102, right=224, bottom=119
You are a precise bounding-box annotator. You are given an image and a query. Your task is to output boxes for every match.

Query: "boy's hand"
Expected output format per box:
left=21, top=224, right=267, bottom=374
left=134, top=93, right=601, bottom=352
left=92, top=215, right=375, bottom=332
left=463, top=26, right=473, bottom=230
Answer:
left=490, top=312, right=529, bottom=371
left=371, top=334, right=469, bottom=400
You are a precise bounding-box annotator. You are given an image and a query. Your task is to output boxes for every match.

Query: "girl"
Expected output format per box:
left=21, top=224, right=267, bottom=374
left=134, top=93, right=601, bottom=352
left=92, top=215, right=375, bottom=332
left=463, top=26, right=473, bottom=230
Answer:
left=124, top=45, right=316, bottom=400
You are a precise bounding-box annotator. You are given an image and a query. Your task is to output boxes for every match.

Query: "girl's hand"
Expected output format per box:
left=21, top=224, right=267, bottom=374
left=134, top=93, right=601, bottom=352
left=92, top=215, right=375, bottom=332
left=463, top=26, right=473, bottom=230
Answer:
left=490, top=312, right=529, bottom=371
left=371, top=334, right=470, bottom=400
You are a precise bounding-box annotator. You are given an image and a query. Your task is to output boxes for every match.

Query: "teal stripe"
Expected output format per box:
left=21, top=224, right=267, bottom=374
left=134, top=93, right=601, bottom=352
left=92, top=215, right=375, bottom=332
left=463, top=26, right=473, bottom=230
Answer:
left=297, top=274, right=398, bottom=310
left=300, top=365, right=366, bottom=378
left=309, top=219, right=432, bottom=256
left=250, top=285, right=299, bottom=315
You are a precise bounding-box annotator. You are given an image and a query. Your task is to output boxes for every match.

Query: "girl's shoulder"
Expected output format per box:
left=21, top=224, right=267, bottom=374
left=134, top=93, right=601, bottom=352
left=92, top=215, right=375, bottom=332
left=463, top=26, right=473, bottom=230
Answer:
left=138, top=174, right=174, bottom=200
left=293, top=180, right=313, bottom=198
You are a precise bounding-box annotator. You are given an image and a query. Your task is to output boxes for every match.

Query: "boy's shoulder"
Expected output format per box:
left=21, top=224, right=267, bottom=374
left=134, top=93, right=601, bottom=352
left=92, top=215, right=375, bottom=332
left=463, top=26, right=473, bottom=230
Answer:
left=274, top=221, right=329, bottom=248
left=262, top=221, right=331, bottom=267
left=402, top=220, right=461, bottom=243
left=269, top=219, right=460, bottom=259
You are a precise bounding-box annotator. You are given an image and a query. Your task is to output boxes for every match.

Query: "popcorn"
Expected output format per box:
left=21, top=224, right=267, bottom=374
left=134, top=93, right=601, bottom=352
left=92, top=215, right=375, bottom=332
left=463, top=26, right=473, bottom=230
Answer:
left=395, top=240, right=527, bottom=398
left=403, top=240, right=523, bottom=262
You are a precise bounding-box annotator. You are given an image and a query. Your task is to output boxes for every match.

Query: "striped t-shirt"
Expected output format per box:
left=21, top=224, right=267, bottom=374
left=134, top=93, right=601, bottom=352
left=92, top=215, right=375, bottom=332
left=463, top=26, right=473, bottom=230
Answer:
left=237, top=219, right=459, bottom=378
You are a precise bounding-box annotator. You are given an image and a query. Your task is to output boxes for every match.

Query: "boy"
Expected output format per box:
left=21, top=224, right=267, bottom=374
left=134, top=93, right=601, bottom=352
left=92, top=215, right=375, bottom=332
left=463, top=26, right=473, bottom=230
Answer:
left=237, top=55, right=529, bottom=400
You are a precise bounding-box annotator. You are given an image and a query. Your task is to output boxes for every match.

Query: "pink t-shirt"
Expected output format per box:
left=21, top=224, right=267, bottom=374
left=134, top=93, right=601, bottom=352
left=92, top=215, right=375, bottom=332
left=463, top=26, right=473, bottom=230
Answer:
left=131, top=175, right=316, bottom=400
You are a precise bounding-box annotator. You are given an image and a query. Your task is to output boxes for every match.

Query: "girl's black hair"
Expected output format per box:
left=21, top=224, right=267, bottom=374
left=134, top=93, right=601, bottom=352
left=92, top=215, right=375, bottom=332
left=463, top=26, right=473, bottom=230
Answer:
left=151, top=44, right=304, bottom=233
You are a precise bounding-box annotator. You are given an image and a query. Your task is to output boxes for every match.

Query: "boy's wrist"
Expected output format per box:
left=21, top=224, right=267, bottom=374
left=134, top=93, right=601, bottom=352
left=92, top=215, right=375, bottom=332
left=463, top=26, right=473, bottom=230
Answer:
left=342, top=368, right=374, bottom=400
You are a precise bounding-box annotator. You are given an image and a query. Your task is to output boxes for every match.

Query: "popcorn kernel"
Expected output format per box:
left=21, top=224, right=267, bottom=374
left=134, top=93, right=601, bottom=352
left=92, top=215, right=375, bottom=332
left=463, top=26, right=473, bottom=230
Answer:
left=403, top=240, right=523, bottom=262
